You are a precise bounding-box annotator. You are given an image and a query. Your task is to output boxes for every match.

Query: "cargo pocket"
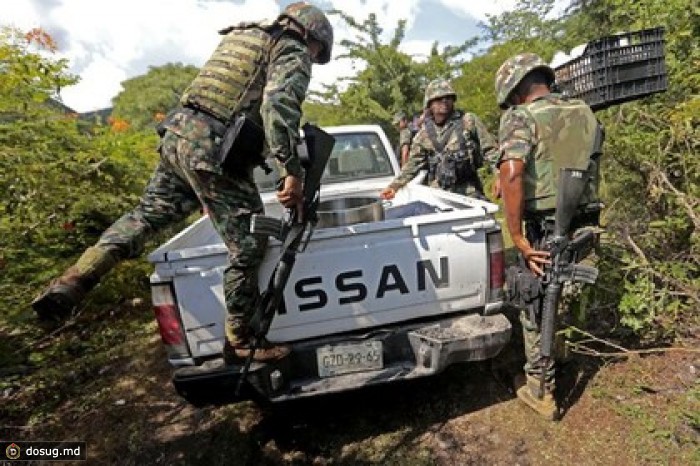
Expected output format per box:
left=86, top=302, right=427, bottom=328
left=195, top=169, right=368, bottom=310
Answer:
left=183, top=134, right=223, bottom=175
left=166, top=112, right=224, bottom=175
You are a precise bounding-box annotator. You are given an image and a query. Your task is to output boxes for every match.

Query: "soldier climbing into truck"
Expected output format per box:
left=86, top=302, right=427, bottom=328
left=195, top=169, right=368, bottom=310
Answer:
left=31, top=2, right=335, bottom=366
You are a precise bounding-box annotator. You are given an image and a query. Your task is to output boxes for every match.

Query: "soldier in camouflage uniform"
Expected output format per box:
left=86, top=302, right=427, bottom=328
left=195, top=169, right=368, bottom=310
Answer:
left=392, top=111, right=413, bottom=166
left=495, top=53, right=603, bottom=419
left=380, top=79, right=498, bottom=200
left=32, top=2, right=334, bottom=364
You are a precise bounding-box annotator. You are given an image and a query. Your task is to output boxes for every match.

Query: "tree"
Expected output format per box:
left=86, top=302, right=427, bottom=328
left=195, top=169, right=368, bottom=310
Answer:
left=455, top=0, right=575, bottom=128
left=564, top=0, right=699, bottom=336
left=0, top=27, right=160, bottom=318
left=0, top=27, right=77, bottom=117
left=111, top=63, right=199, bottom=132
left=481, top=0, right=564, bottom=45
left=304, top=11, right=476, bottom=136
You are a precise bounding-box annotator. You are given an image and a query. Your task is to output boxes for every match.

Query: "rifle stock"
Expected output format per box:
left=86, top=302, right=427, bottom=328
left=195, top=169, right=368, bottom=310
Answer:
left=235, top=124, right=335, bottom=396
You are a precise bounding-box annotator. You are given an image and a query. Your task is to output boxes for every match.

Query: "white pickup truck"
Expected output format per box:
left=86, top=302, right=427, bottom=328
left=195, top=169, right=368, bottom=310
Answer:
left=147, top=125, right=510, bottom=406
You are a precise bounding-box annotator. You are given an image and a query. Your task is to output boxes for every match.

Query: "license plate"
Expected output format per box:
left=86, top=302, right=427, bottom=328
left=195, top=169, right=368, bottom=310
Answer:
left=316, top=340, right=383, bottom=378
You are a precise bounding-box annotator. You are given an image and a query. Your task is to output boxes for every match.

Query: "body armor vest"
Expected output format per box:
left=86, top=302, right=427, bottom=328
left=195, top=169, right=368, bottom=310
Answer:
left=424, top=115, right=480, bottom=191
left=518, top=95, right=603, bottom=213
left=179, top=23, right=276, bottom=123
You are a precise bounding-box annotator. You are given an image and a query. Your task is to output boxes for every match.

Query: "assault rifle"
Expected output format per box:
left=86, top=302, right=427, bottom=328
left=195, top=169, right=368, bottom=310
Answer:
left=507, top=169, right=601, bottom=398
left=536, top=168, right=599, bottom=397
left=235, top=123, right=335, bottom=396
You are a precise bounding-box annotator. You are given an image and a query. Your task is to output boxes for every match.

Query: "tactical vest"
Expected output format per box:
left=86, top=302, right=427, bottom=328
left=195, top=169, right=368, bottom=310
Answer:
left=424, top=114, right=481, bottom=191
left=179, top=22, right=277, bottom=123
left=517, top=95, right=603, bottom=213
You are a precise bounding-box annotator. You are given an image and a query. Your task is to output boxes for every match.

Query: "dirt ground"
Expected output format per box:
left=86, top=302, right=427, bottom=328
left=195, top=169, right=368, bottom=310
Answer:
left=1, top=304, right=698, bottom=466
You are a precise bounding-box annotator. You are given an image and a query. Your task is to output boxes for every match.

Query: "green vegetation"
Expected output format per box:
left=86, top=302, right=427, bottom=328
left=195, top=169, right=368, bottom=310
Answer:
left=0, top=26, right=162, bottom=347
left=111, top=63, right=199, bottom=132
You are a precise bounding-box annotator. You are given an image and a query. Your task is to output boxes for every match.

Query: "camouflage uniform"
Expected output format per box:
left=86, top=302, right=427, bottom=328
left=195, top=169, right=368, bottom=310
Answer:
left=33, top=3, right=334, bottom=356
left=496, top=53, right=602, bottom=414
left=392, top=111, right=412, bottom=166
left=498, top=93, right=601, bottom=213
left=398, top=127, right=413, bottom=152
left=388, top=110, right=498, bottom=197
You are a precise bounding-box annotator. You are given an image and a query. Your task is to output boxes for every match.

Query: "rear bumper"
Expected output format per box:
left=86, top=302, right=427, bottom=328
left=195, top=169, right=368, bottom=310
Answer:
left=172, top=313, right=511, bottom=406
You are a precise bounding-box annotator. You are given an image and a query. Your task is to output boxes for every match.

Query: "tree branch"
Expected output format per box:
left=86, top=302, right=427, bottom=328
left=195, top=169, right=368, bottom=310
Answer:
left=566, top=326, right=629, bottom=352
left=566, top=327, right=700, bottom=358
left=571, top=344, right=700, bottom=358
left=622, top=230, right=700, bottom=304
left=655, top=169, right=700, bottom=231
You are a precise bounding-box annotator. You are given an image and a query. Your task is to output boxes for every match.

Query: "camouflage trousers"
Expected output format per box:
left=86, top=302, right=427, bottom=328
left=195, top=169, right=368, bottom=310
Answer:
left=519, top=219, right=601, bottom=387
left=95, top=128, right=268, bottom=335
left=520, top=281, right=584, bottom=387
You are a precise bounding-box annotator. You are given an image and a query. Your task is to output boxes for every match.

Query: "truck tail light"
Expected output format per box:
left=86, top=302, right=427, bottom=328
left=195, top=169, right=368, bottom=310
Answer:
left=152, top=283, right=190, bottom=360
left=487, top=230, right=505, bottom=303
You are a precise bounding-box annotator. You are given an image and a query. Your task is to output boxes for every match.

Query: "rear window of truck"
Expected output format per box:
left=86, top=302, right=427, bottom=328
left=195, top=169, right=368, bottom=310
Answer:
left=254, top=132, right=395, bottom=192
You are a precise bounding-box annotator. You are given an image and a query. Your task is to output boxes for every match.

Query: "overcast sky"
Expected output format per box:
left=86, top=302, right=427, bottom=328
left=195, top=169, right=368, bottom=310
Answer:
left=7, top=0, right=525, bottom=113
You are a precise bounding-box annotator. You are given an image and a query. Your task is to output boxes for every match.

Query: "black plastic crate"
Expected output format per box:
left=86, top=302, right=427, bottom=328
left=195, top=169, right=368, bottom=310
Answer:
left=554, top=27, right=667, bottom=111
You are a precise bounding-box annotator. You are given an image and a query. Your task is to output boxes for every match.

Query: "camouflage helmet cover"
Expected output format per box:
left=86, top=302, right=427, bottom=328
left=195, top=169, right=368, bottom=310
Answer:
left=280, top=2, right=334, bottom=64
left=392, top=111, right=407, bottom=124
left=423, top=79, right=457, bottom=108
left=495, top=53, right=555, bottom=109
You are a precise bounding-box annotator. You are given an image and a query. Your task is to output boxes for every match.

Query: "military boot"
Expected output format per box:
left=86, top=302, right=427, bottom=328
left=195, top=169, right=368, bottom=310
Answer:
left=516, top=374, right=558, bottom=420
left=32, top=246, right=118, bottom=322
left=222, top=315, right=290, bottom=365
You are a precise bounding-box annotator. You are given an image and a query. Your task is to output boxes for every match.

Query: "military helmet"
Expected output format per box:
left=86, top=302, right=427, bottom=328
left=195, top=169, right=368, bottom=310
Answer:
left=495, top=53, right=555, bottom=109
left=392, top=111, right=407, bottom=125
left=423, top=79, right=457, bottom=108
left=280, top=2, right=334, bottom=64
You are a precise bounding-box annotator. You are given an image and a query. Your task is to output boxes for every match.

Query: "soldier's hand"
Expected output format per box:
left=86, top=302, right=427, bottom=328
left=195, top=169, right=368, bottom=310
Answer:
left=277, top=175, right=304, bottom=219
left=514, top=237, right=550, bottom=276
left=380, top=187, right=396, bottom=200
